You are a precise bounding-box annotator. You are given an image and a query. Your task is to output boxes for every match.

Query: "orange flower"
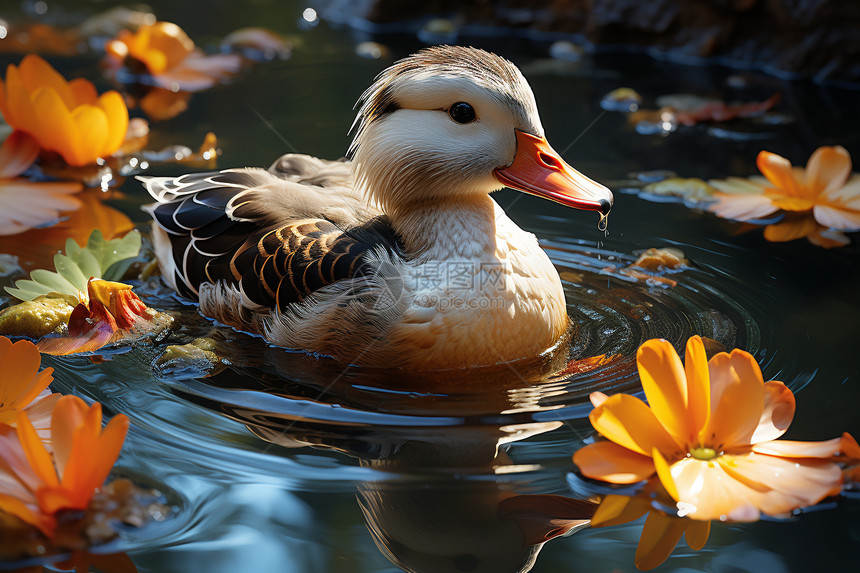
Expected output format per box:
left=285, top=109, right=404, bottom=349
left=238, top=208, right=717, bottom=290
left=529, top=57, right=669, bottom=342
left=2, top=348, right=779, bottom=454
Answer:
left=37, top=278, right=157, bottom=356
left=0, top=55, right=129, bottom=167
left=105, top=22, right=242, bottom=92
left=709, top=146, right=860, bottom=247
left=0, top=336, right=59, bottom=440
left=592, top=493, right=710, bottom=570
left=573, top=336, right=858, bottom=521
left=0, top=131, right=82, bottom=235
left=0, top=395, right=129, bottom=535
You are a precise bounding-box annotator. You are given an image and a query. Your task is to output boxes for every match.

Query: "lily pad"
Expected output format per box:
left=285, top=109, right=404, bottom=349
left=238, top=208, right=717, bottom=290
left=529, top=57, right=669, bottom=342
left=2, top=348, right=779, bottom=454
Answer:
left=5, top=229, right=141, bottom=302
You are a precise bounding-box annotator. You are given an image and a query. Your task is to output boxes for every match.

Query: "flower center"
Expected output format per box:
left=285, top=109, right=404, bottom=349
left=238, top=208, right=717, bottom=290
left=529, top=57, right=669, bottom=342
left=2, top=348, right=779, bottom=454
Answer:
left=689, top=446, right=718, bottom=461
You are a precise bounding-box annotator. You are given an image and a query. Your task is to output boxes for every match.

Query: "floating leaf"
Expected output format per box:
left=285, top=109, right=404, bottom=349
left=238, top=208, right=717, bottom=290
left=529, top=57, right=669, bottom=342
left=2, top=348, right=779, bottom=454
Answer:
left=5, top=229, right=141, bottom=302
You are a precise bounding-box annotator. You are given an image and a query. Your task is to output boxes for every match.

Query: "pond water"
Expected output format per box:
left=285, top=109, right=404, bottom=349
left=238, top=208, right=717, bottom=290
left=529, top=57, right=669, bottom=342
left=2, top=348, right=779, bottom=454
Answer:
left=2, top=1, right=860, bottom=572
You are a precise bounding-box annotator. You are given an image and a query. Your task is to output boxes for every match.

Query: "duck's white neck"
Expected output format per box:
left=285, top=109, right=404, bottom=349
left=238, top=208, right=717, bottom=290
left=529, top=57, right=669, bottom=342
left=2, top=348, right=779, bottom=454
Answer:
left=390, top=194, right=499, bottom=259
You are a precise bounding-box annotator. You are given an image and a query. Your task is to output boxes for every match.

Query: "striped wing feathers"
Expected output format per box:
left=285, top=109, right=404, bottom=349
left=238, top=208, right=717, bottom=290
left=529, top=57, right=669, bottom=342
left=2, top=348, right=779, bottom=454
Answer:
left=143, top=169, right=399, bottom=311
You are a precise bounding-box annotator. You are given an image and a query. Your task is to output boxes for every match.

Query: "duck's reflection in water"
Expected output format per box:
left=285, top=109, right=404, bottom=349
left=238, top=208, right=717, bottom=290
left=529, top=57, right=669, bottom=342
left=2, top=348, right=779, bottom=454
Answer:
left=191, top=362, right=598, bottom=572
left=161, top=331, right=623, bottom=572
left=251, top=415, right=595, bottom=573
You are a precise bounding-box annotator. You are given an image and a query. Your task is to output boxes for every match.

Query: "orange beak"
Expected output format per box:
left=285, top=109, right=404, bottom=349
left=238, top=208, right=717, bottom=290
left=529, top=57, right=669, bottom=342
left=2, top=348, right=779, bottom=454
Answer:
left=494, top=130, right=613, bottom=215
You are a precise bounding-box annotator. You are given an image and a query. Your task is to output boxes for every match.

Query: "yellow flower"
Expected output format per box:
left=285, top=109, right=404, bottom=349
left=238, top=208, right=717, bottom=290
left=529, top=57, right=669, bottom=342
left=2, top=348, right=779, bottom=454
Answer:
left=105, top=22, right=242, bottom=93
left=0, top=131, right=82, bottom=235
left=592, top=493, right=710, bottom=571
left=573, top=336, right=858, bottom=521
left=0, top=395, right=129, bottom=535
left=0, top=336, right=59, bottom=440
left=0, top=55, right=129, bottom=167
left=708, top=146, right=860, bottom=247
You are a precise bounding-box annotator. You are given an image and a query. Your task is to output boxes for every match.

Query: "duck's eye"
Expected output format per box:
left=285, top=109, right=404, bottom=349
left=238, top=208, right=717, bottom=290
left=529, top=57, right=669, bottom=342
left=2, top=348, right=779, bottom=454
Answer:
left=449, top=102, right=476, bottom=124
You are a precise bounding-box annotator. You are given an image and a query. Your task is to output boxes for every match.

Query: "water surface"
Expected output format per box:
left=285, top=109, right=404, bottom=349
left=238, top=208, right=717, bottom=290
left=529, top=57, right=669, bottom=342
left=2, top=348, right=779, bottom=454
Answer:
left=2, top=1, right=860, bottom=571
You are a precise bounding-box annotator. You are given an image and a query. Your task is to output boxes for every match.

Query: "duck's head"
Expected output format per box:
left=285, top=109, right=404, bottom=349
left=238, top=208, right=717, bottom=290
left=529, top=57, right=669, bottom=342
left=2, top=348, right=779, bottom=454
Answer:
left=349, top=45, right=613, bottom=219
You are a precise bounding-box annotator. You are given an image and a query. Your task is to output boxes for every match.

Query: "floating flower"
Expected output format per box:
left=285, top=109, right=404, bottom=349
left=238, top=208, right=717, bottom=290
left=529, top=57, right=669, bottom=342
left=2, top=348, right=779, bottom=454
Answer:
left=36, top=278, right=167, bottom=356
left=573, top=336, right=858, bottom=521
left=709, top=146, right=860, bottom=247
left=0, top=55, right=129, bottom=166
left=0, top=189, right=134, bottom=269
left=0, top=336, right=59, bottom=440
left=626, top=93, right=781, bottom=135
left=592, top=492, right=710, bottom=571
left=0, top=131, right=82, bottom=235
left=0, top=395, right=129, bottom=535
left=220, top=27, right=292, bottom=61
left=105, top=21, right=242, bottom=93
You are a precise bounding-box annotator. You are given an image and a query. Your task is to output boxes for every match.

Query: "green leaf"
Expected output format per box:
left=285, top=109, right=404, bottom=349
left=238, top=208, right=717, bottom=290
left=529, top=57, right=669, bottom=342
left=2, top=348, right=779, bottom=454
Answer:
left=4, top=229, right=142, bottom=302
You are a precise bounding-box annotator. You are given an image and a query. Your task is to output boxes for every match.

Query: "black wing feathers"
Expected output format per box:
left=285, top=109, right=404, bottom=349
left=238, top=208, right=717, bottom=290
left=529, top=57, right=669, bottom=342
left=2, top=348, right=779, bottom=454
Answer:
left=147, top=171, right=400, bottom=310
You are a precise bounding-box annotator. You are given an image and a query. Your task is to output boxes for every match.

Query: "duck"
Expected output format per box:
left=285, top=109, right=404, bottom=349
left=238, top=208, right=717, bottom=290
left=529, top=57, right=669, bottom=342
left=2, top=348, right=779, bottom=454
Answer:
left=142, top=45, right=613, bottom=370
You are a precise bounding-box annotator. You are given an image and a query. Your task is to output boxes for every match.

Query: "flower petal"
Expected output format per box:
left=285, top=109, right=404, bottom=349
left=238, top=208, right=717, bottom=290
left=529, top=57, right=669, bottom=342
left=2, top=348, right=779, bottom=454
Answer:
left=0, top=180, right=83, bottom=235
left=635, top=510, right=687, bottom=571
left=589, top=391, right=608, bottom=408
left=591, top=494, right=650, bottom=528
left=0, top=492, right=52, bottom=534
left=59, top=400, right=128, bottom=509
left=15, top=411, right=58, bottom=488
left=821, top=174, right=860, bottom=206
left=840, top=433, right=860, bottom=460
left=763, top=217, right=819, bottom=242
left=71, top=104, right=108, bottom=165
left=0, top=131, right=40, bottom=178
left=5, top=64, right=40, bottom=135
left=708, top=193, right=779, bottom=221
left=573, top=440, right=656, bottom=484
left=0, top=337, right=51, bottom=416
left=95, top=91, right=128, bottom=157
left=50, top=394, right=89, bottom=478
left=56, top=400, right=101, bottom=507
left=684, top=519, right=710, bottom=551
left=806, top=145, right=851, bottom=196
left=669, top=457, right=760, bottom=521
left=637, top=338, right=693, bottom=445
left=717, top=452, right=842, bottom=516
left=18, top=54, right=75, bottom=110
left=812, top=204, right=860, bottom=231
left=757, top=150, right=802, bottom=198
left=708, top=177, right=769, bottom=195
left=68, top=77, right=98, bottom=106
left=807, top=227, right=850, bottom=248
left=22, top=391, right=60, bottom=443
left=684, top=336, right=710, bottom=439
left=750, top=381, right=795, bottom=444
left=589, top=393, right=680, bottom=457
left=31, top=85, right=82, bottom=165
left=36, top=484, right=79, bottom=515
left=652, top=447, right=680, bottom=502
left=703, top=349, right=765, bottom=449
left=0, top=423, right=40, bottom=497
left=766, top=193, right=815, bottom=211
left=751, top=437, right=843, bottom=459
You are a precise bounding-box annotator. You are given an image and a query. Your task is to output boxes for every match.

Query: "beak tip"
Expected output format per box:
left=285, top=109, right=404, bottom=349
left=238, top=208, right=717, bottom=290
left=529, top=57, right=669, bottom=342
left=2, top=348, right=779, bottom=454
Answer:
left=598, top=198, right=612, bottom=216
